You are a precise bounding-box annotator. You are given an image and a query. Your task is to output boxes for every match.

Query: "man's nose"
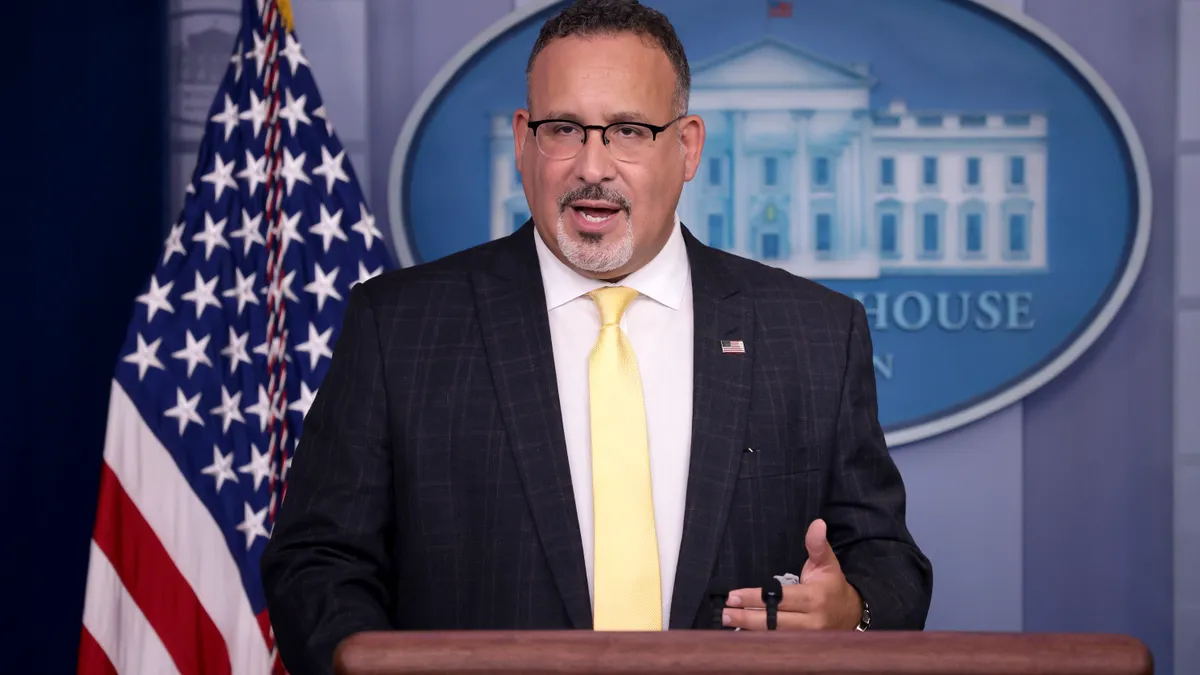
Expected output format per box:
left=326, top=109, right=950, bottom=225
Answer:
left=573, top=129, right=618, bottom=185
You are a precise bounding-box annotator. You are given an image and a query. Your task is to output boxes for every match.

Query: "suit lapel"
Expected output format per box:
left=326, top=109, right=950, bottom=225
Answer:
left=472, top=223, right=592, bottom=629
left=669, top=228, right=754, bottom=629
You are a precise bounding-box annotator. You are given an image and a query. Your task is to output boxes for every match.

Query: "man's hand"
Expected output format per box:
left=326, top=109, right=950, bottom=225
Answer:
left=722, top=519, right=863, bottom=630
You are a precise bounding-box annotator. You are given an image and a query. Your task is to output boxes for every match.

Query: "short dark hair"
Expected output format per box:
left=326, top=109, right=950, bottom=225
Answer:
left=526, top=0, right=691, bottom=116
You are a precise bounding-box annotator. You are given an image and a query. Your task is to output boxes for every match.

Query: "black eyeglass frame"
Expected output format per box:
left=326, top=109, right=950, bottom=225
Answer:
left=527, top=115, right=686, bottom=149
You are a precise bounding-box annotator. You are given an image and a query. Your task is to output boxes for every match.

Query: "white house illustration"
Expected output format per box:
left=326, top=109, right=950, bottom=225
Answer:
left=489, top=37, right=1048, bottom=279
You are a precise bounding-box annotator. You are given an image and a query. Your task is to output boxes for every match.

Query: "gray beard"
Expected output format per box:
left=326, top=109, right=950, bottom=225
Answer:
left=556, top=211, right=634, bottom=274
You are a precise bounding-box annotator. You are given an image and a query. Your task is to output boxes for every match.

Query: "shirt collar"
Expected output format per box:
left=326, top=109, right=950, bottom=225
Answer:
left=534, top=213, right=690, bottom=311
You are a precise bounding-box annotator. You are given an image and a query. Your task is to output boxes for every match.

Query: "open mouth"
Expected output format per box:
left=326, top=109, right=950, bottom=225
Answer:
left=566, top=202, right=625, bottom=234
left=575, top=206, right=621, bottom=222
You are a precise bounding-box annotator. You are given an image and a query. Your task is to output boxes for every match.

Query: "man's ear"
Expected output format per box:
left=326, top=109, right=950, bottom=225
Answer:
left=679, top=114, right=707, bottom=182
left=512, top=108, right=531, bottom=175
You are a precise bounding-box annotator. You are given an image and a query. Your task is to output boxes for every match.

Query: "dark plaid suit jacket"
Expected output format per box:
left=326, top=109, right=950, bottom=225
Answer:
left=261, top=222, right=932, bottom=675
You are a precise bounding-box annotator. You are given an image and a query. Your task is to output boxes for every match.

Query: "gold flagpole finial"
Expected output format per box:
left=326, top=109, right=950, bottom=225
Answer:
left=276, top=0, right=294, bottom=32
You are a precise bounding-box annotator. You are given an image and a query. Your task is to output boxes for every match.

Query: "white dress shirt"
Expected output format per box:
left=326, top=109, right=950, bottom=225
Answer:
left=534, top=218, right=695, bottom=629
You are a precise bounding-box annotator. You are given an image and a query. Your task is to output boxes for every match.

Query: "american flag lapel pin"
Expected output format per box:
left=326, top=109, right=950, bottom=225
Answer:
left=720, top=340, right=746, bottom=354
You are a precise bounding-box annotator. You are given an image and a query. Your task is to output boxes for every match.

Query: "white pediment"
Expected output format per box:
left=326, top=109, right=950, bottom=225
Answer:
left=691, top=37, right=874, bottom=90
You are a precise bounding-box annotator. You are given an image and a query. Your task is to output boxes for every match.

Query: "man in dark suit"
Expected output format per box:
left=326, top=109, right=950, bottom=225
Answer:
left=261, top=1, right=932, bottom=672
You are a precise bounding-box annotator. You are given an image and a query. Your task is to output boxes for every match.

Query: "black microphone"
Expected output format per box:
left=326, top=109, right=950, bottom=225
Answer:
left=761, top=577, right=783, bottom=630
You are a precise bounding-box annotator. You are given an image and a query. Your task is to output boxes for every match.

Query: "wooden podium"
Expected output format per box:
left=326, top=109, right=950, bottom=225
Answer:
left=333, top=630, right=1152, bottom=675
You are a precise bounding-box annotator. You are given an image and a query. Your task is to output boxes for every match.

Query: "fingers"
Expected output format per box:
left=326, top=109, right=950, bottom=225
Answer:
left=726, top=584, right=817, bottom=613
left=722, top=607, right=823, bottom=631
left=804, top=518, right=836, bottom=569
left=722, top=518, right=847, bottom=630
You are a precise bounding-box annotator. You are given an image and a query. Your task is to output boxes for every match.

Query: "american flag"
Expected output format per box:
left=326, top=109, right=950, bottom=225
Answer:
left=78, top=1, right=392, bottom=673
left=721, top=340, right=746, bottom=354
left=768, top=1, right=794, bottom=18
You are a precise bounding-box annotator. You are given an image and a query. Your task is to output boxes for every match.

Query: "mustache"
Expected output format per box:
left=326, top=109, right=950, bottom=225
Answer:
left=557, top=184, right=631, bottom=212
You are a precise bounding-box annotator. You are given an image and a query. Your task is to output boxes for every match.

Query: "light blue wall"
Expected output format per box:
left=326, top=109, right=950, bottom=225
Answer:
left=1175, top=0, right=1200, bottom=671
left=1017, top=4, right=1177, bottom=674
left=893, top=403, right=1024, bottom=631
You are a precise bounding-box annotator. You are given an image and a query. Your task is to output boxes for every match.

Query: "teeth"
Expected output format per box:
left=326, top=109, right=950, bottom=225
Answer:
left=581, top=210, right=613, bottom=223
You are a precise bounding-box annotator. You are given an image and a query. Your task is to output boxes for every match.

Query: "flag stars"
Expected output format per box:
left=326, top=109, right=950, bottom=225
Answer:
left=280, top=149, right=311, bottom=196
left=296, top=323, right=334, bottom=370
left=222, top=268, right=260, bottom=316
left=278, top=210, right=306, bottom=257
left=201, top=153, right=238, bottom=200
left=210, top=385, right=245, bottom=434
left=244, top=384, right=272, bottom=434
left=136, top=276, right=175, bottom=321
left=262, top=269, right=300, bottom=307
left=309, top=204, right=347, bottom=253
left=289, top=382, right=318, bottom=419
left=240, top=90, right=267, bottom=138
left=239, top=443, right=274, bottom=491
left=201, top=445, right=238, bottom=493
left=279, top=33, right=309, bottom=75
left=123, top=333, right=164, bottom=381
left=181, top=270, right=222, bottom=319
left=246, top=30, right=268, bottom=77
left=312, top=146, right=349, bottom=194
left=192, top=212, right=230, bottom=260
left=237, top=150, right=267, bottom=196
left=354, top=261, right=384, bottom=288
left=171, top=330, right=213, bottom=378
left=229, top=40, right=243, bottom=83
left=220, top=326, right=252, bottom=375
left=279, top=89, right=311, bottom=137
left=304, top=263, right=343, bottom=312
left=162, top=222, right=186, bottom=265
left=236, top=502, right=270, bottom=550
left=312, top=105, right=334, bottom=136
left=351, top=203, right=383, bottom=251
left=210, top=94, right=240, bottom=142
left=163, top=387, right=204, bottom=435
left=230, top=209, right=265, bottom=257
left=253, top=333, right=292, bottom=365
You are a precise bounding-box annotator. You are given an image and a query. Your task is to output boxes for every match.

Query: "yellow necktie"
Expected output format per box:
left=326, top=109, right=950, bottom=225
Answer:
left=587, top=286, right=662, bottom=631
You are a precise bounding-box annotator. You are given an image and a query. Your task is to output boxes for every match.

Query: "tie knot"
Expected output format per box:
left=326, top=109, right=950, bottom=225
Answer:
left=589, top=286, right=639, bottom=326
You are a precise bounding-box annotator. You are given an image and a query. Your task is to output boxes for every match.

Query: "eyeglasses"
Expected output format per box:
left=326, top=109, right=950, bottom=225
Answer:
left=527, top=116, right=684, bottom=162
